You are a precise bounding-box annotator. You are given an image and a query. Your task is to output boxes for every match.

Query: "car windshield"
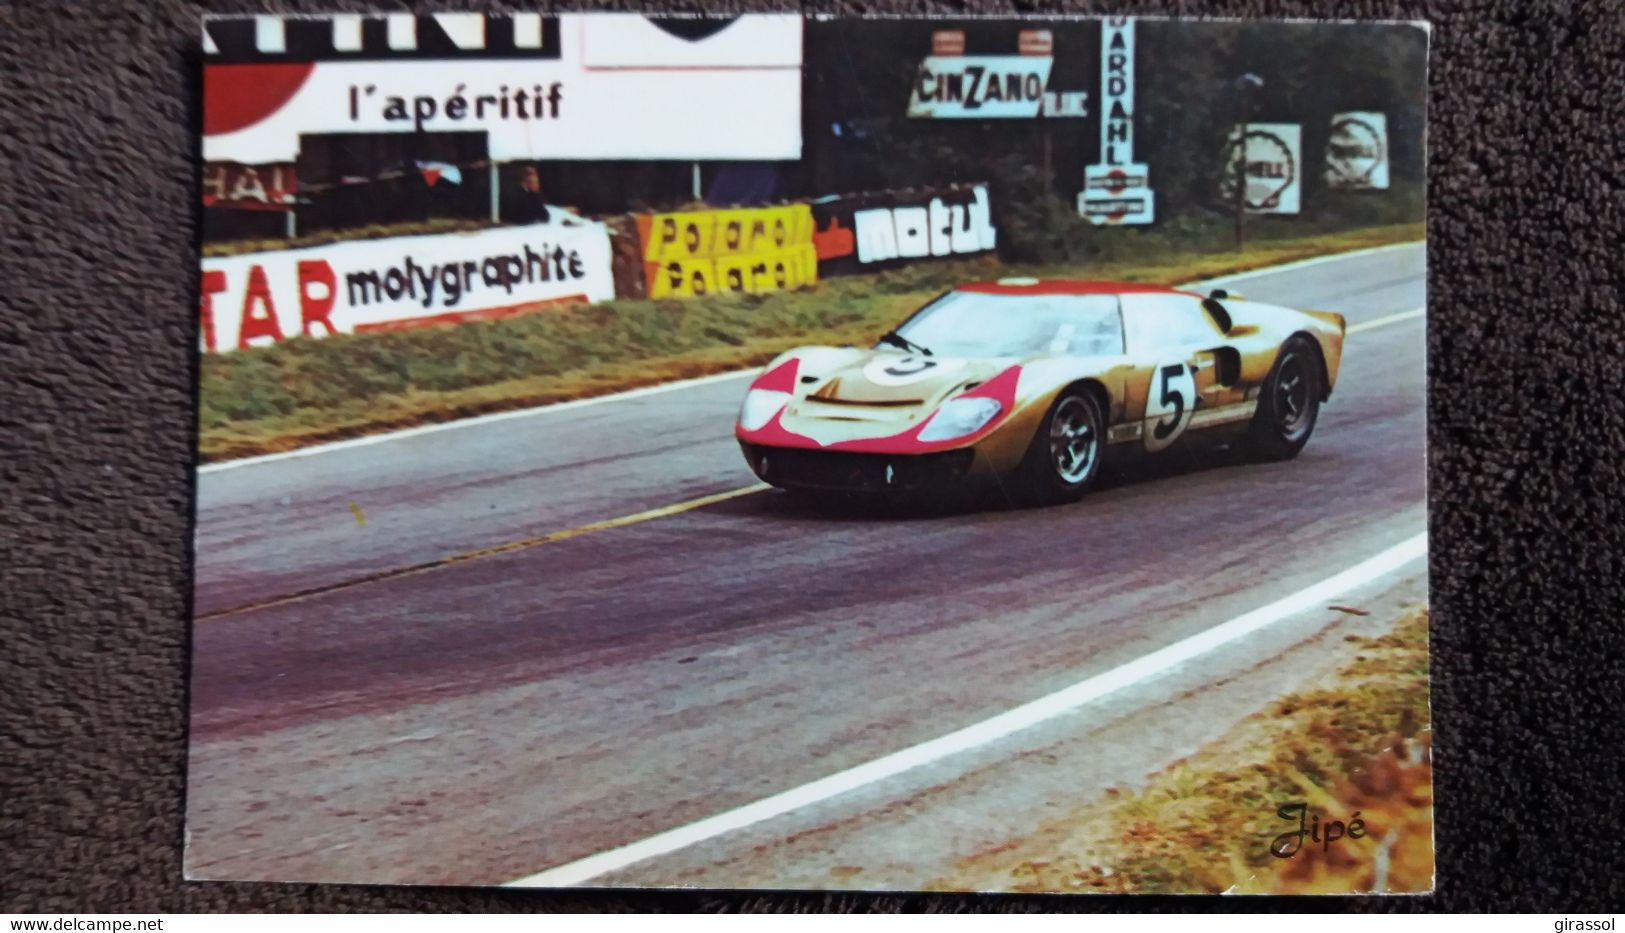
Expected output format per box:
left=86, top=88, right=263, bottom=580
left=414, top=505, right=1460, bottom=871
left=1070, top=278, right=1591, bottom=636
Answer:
left=889, top=290, right=1125, bottom=358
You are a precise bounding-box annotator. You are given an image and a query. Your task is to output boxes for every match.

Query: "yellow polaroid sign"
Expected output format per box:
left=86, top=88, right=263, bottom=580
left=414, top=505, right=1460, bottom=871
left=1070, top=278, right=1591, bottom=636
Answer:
left=638, top=205, right=817, bottom=298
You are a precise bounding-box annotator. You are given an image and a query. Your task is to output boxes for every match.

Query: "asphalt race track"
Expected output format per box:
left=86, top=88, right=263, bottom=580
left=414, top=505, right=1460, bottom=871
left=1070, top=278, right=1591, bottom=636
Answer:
left=185, top=243, right=1428, bottom=888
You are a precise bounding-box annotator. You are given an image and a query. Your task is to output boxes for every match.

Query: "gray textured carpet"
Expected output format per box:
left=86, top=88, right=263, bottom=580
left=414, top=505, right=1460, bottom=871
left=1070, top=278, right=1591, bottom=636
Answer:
left=4, top=0, right=1624, bottom=913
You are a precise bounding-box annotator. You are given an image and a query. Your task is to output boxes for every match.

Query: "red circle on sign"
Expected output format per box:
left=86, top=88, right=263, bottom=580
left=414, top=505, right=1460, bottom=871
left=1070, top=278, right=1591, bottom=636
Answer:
left=1105, top=169, right=1129, bottom=194
left=203, top=63, right=316, bottom=137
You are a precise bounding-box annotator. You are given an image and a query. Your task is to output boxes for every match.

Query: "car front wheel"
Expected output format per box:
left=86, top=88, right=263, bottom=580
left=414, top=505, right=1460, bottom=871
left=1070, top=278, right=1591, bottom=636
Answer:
left=1014, top=387, right=1105, bottom=504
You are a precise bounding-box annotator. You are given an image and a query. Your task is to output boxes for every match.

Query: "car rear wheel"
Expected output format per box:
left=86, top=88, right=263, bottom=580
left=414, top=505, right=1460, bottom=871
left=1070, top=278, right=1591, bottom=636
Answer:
left=1014, top=388, right=1105, bottom=504
left=1249, top=336, right=1322, bottom=461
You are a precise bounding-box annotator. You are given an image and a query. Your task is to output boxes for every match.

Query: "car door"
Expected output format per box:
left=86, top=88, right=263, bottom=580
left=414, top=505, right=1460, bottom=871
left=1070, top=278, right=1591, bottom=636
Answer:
left=1120, top=293, right=1236, bottom=452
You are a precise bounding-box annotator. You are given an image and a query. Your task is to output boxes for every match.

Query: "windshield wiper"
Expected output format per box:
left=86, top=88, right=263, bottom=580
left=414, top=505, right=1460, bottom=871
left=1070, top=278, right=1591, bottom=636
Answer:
left=879, top=330, right=933, bottom=356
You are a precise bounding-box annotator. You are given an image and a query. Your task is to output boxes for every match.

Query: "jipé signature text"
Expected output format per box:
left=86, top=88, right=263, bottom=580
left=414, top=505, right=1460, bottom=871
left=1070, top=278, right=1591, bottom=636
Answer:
left=1269, top=802, right=1368, bottom=857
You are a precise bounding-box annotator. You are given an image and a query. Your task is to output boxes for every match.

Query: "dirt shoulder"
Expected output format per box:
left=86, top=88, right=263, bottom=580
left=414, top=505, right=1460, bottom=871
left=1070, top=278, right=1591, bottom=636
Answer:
left=197, top=223, right=1421, bottom=463
left=930, top=607, right=1432, bottom=895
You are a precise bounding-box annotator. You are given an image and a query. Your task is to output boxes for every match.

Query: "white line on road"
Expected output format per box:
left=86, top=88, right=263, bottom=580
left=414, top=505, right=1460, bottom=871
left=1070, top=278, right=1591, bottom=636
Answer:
left=503, top=531, right=1428, bottom=888
left=1348, top=307, right=1425, bottom=334
left=198, top=241, right=1423, bottom=475
left=1193, top=240, right=1423, bottom=290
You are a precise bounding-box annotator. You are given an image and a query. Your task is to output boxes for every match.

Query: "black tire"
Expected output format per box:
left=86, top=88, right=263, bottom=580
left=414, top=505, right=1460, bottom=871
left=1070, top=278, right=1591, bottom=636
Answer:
left=1249, top=336, right=1323, bottom=461
left=1012, top=387, right=1107, bottom=504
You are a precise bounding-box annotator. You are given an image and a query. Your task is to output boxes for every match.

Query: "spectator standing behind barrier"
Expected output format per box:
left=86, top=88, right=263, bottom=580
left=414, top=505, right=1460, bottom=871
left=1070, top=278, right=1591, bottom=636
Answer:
left=504, top=165, right=586, bottom=226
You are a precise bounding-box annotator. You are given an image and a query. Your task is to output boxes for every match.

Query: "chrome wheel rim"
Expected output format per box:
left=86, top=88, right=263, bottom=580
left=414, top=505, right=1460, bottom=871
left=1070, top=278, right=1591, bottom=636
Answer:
left=1049, top=396, right=1099, bottom=485
left=1274, top=352, right=1315, bottom=441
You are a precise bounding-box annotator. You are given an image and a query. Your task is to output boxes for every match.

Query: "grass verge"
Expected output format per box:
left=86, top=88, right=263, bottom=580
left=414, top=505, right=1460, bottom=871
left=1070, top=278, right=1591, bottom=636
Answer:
left=929, top=606, right=1432, bottom=894
left=198, top=221, right=1422, bottom=462
left=201, top=218, right=489, bottom=258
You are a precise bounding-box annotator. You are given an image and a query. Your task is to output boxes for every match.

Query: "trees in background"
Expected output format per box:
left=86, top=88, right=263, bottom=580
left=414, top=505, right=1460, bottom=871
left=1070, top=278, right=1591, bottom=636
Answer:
left=801, top=18, right=1427, bottom=261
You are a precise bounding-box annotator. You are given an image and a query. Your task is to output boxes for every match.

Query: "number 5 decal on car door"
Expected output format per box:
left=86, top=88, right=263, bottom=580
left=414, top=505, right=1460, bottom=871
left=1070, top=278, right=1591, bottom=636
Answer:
left=1144, top=362, right=1196, bottom=452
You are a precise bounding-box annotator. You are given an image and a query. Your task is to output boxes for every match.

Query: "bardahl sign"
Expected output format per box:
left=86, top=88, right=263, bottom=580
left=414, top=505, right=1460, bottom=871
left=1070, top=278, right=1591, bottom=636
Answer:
left=1079, top=17, right=1153, bottom=225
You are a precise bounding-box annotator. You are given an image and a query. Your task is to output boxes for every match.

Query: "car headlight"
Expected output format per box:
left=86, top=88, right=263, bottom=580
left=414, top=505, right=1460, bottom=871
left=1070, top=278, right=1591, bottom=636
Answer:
left=918, top=396, right=1002, bottom=442
left=739, top=389, right=792, bottom=431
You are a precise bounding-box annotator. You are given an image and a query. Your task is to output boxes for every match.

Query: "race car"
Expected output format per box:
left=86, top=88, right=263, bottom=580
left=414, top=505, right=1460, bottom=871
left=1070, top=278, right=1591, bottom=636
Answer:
left=734, top=278, right=1345, bottom=503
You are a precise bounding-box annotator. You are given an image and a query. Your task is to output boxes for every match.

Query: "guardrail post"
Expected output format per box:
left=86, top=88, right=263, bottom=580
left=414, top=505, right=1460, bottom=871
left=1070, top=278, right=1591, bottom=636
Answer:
left=489, top=162, right=500, bottom=223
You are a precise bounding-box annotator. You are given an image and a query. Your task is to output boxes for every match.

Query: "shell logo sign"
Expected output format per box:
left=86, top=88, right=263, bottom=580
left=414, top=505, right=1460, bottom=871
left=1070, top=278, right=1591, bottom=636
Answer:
left=1221, top=124, right=1303, bottom=215
left=1326, top=111, right=1390, bottom=191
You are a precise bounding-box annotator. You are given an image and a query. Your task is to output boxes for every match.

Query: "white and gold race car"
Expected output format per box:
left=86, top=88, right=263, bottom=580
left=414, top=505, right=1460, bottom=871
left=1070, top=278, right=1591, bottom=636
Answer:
left=735, top=278, right=1345, bottom=503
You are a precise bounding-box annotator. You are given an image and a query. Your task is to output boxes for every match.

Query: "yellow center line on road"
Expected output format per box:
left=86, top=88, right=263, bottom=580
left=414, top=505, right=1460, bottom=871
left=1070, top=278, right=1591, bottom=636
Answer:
left=198, top=482, right=771, bottom=622
left=1348, top=307, right=1425, bottom=334
left=203, top=302, right=1424, bottom=623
